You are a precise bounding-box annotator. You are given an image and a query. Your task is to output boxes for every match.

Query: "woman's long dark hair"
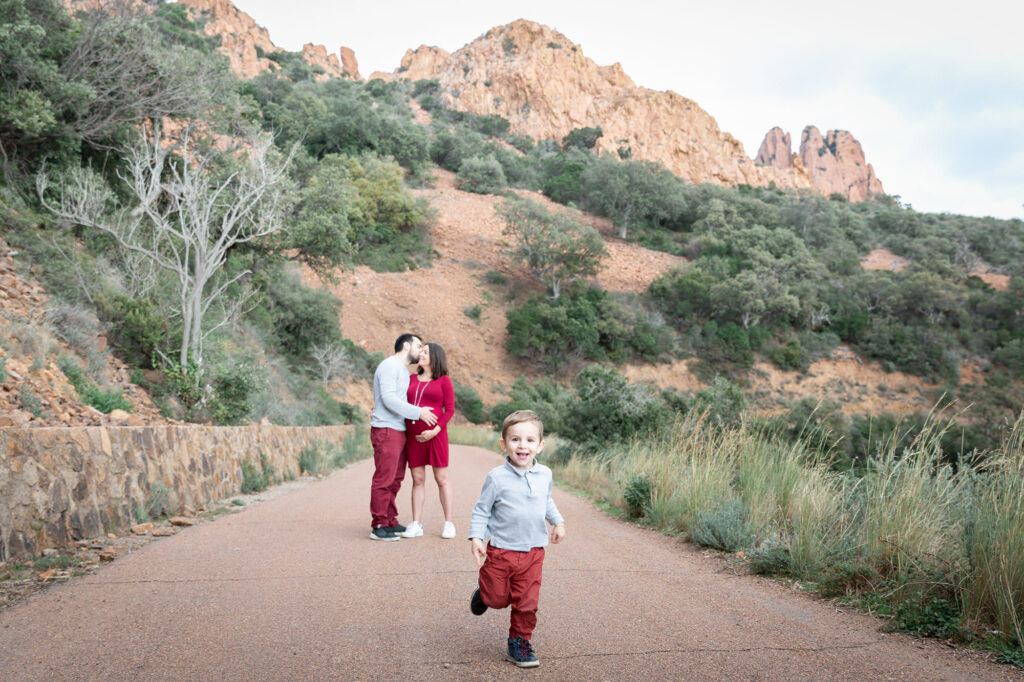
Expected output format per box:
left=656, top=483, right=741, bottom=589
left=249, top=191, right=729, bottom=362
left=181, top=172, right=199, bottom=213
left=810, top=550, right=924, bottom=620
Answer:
left=418, top=342, right=448, bottom=379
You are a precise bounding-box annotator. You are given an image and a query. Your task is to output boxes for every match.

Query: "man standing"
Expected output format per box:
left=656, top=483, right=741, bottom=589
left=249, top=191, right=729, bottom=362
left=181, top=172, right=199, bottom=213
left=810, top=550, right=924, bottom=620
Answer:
left=369, top=333, right=437, bottom=541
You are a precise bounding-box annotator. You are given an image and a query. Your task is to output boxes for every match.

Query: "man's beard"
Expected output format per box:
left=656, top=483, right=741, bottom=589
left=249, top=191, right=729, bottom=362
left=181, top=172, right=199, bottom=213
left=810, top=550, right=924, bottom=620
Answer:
left=407, top=351, right=419, bottom=364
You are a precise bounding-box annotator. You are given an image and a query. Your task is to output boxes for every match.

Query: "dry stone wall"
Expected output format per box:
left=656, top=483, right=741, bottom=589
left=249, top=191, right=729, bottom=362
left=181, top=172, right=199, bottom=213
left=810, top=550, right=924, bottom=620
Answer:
left=0, top=424, right=353, bottom=560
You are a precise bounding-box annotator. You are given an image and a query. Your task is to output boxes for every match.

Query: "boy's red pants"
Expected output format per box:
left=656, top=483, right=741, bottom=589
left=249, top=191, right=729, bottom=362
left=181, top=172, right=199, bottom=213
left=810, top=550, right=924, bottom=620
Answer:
left=478, top=545, right=545, bottom=640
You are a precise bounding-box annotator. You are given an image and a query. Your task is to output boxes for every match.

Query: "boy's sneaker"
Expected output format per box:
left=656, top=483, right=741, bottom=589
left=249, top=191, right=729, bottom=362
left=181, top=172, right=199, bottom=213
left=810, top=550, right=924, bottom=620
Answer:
left=441, top=521, right=456, bottom=539
left=369, top=527, right=399, bottom=542
left=470, top=588, right=488, bottom=615
left=506, top=636, right=539, bottom=668
left=400, top=521, right=423, bottom=538
left=383, top=523, right=406, bottom=535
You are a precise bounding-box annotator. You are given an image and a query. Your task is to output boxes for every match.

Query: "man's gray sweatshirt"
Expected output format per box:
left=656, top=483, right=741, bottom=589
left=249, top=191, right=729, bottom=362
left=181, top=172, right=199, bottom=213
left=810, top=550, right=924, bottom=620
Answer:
left=468, top=459, right=564, bottom=551
left=370, top=355, right=420, bottom=430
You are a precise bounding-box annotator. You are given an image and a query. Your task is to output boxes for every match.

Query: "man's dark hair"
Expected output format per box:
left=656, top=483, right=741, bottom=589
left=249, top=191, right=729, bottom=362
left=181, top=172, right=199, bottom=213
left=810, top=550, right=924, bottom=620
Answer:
left=394, top=333, right=421, bottom=353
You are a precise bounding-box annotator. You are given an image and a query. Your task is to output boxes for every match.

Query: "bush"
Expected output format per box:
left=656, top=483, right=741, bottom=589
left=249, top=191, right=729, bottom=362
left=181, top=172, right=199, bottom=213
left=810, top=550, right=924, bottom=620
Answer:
left=489, top=377, right=572, bottom=435
left=623, top=475, right=652, bottom=519
left=692, top=498, right=755, bottom=552
left=240, top=453, right=275, bottom=493
left=453, top=382, right=486, bottom=424
left=46, top=301, right=100, bottom=355
left=58, top=355, right=133, bottom=414
left=102, top=295, right=167, bottom=369
left=456, top=155, right=507, bottom=194
left=211, top=361, right=266, bottom=425
left=506, top=287, right=643, bottom=367
left=562, top=127, right=603, bottom=150
left=264, top=269, right=343, bottom=360
left=562, top=365, right=671, bottom=448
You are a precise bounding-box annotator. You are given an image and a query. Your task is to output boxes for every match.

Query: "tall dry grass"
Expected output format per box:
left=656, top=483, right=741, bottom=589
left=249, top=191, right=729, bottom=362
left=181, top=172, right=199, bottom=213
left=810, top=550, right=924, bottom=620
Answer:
left=556, top=409, right=1024, bottom=650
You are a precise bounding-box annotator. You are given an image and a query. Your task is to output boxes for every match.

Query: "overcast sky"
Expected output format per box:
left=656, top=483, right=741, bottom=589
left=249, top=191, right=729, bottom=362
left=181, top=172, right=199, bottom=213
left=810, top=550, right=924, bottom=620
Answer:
left=228, top=0, right=1024, bottom=220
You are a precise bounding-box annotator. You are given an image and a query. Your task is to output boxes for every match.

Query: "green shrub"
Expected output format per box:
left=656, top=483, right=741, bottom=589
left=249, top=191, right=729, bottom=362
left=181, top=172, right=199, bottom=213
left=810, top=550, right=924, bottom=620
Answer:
left=463, top=304, right=482, bottom=322
left=83, top=386, right=132, bottom=414
left=240, top=454, right=274, bottom=493
left=456, top=155, right=507, bottom=194
left=489, top=377, right=572, bottom=435
left=265, top=270, right=343, bottom=360
left=299, top=440, right=339, bottom=475
left=453, top=382, right=486, bottom=424
left=58, top=355, right=133, bottom=414
left=562, top=365, right=671, bottom=449
left=623, top=475, right=652, bottom=518
left=211, top=361, right=266, bottom=425
left=482, top=270, right=508, bottom=286
left=104, top=295, right=167, bottom=369
left=19, top=385, right=44, bottom=418
left=562, top=127, right=602, bottom=151
left=692, top=498, right=754, bottom=552
left=884, top=571, right=963, bottom=639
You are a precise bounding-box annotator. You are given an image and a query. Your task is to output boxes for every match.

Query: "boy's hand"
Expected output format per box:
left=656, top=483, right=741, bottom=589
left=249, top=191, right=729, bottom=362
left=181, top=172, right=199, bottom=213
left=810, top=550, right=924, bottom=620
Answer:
left=471, top=538, right=487, bottom=566
left=550, top=523, right=566, bottom=544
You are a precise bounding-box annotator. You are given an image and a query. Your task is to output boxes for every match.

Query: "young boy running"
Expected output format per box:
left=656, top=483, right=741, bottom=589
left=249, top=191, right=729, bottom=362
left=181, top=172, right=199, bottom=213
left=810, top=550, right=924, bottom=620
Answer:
left=468, top=410, right=566, bottom=668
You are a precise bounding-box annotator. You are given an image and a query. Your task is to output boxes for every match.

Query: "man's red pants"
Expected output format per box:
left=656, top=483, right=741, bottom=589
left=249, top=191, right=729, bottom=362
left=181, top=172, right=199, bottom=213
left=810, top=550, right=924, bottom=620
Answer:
left=370, top=427, right=407, bottom=528
left=478, top=545, right=545, bottom=640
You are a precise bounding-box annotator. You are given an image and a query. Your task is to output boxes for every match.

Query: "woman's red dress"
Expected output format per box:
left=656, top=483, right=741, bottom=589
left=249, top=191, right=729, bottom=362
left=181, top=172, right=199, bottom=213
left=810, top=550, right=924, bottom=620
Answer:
left=405, top=374, right=454, bottom=468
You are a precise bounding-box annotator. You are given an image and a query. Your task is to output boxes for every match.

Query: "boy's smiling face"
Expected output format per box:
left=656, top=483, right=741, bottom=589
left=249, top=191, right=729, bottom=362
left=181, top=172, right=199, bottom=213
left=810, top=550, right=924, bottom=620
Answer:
left=500, top=421, right=545, bottom=470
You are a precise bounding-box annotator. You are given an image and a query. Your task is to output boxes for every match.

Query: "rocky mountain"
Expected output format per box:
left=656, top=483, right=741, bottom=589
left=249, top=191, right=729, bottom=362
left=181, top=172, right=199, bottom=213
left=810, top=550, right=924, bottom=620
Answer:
left=757, top=126, right=884, bottom=201
left=175, top=0, right=360, bottom=80
left=161, top=3, right=885, bottom=201
left=371, top=19, right=884, bottom=201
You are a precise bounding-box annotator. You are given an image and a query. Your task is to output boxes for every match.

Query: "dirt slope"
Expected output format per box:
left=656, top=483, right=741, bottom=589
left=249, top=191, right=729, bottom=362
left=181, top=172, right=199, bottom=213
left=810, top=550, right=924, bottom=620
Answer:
left=318, top=170, right=960, bottom=418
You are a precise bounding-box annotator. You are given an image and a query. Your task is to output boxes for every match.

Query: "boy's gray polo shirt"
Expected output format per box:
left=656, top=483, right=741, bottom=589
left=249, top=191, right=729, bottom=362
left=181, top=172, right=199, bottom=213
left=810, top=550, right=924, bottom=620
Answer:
left=469, top=459, right=564, bottom=551
left=370, top=355, right=420, bottom=430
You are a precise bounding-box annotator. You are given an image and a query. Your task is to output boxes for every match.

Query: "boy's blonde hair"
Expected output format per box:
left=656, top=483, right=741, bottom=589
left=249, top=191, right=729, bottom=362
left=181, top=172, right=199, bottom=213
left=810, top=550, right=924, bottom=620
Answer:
left=501, top=409, right=544, bottom=440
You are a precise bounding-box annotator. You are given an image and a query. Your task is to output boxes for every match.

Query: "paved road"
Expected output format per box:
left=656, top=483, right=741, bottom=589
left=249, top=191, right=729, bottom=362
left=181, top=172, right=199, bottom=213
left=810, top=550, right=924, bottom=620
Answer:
left=0, top=445, right=1018, bottom=680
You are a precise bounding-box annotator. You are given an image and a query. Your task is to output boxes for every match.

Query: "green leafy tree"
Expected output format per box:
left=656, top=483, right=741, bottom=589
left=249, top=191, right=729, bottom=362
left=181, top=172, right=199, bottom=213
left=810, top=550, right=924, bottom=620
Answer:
left=456, top=154, right=507, bottom=194
left=580, top=156, right=687, bottom=238
left=496, top=196, right=607, bottom=299
left=562, top=365, right=671, bottom=448
left=278, top=154, right=356, bottom=280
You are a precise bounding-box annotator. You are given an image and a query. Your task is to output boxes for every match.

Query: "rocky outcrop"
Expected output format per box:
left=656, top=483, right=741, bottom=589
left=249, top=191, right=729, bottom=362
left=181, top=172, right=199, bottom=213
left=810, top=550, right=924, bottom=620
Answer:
left=798, top=126, right=884, bottom=201
left=756, top=125, right=885, bottom=201
left=756, top=127, right=794, bottom=169
left=339, top=46, right=362, bottom=79
left=370, top=45, right=452, bottom=81
left=0, top=423, right=353, bottom=560
left=177, top=0, right=280, bottom=79
left=376, top=20, right=820, bottom=192
left=176, top=0, right=361, bottom=81
left=302, top=43, right=344, bottom=81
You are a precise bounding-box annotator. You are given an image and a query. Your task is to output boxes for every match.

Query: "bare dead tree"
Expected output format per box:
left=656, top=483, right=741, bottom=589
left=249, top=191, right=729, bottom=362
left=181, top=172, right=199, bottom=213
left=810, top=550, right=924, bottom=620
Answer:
left=311, top=343, right=357, bottom=390
left=38, top=119, right=296, bottom=373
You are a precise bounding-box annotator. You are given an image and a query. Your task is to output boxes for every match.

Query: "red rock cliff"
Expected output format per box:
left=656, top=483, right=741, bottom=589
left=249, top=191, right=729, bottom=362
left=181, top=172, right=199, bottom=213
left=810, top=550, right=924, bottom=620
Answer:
left=377, top=20, right=822, bottom=193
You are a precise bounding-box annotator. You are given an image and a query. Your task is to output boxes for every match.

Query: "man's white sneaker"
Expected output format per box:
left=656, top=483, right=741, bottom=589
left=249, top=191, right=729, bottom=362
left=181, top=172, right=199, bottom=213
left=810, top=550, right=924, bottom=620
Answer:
left=400, top=521, right=423, bottom=538
left=441, top=521, right=457, bottom=539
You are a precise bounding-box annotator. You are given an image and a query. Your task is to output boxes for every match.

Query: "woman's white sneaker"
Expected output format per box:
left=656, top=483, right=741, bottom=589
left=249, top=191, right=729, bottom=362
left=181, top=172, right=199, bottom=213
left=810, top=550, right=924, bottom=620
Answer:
left=441, top=521, right=457, bottom=539
left=400, top=521, right=423, bottom=538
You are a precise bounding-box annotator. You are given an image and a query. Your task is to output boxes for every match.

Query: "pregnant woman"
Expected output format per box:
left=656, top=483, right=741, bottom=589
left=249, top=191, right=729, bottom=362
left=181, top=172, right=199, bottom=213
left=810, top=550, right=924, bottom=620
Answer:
left=401, top=342, right=456, bottom=539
